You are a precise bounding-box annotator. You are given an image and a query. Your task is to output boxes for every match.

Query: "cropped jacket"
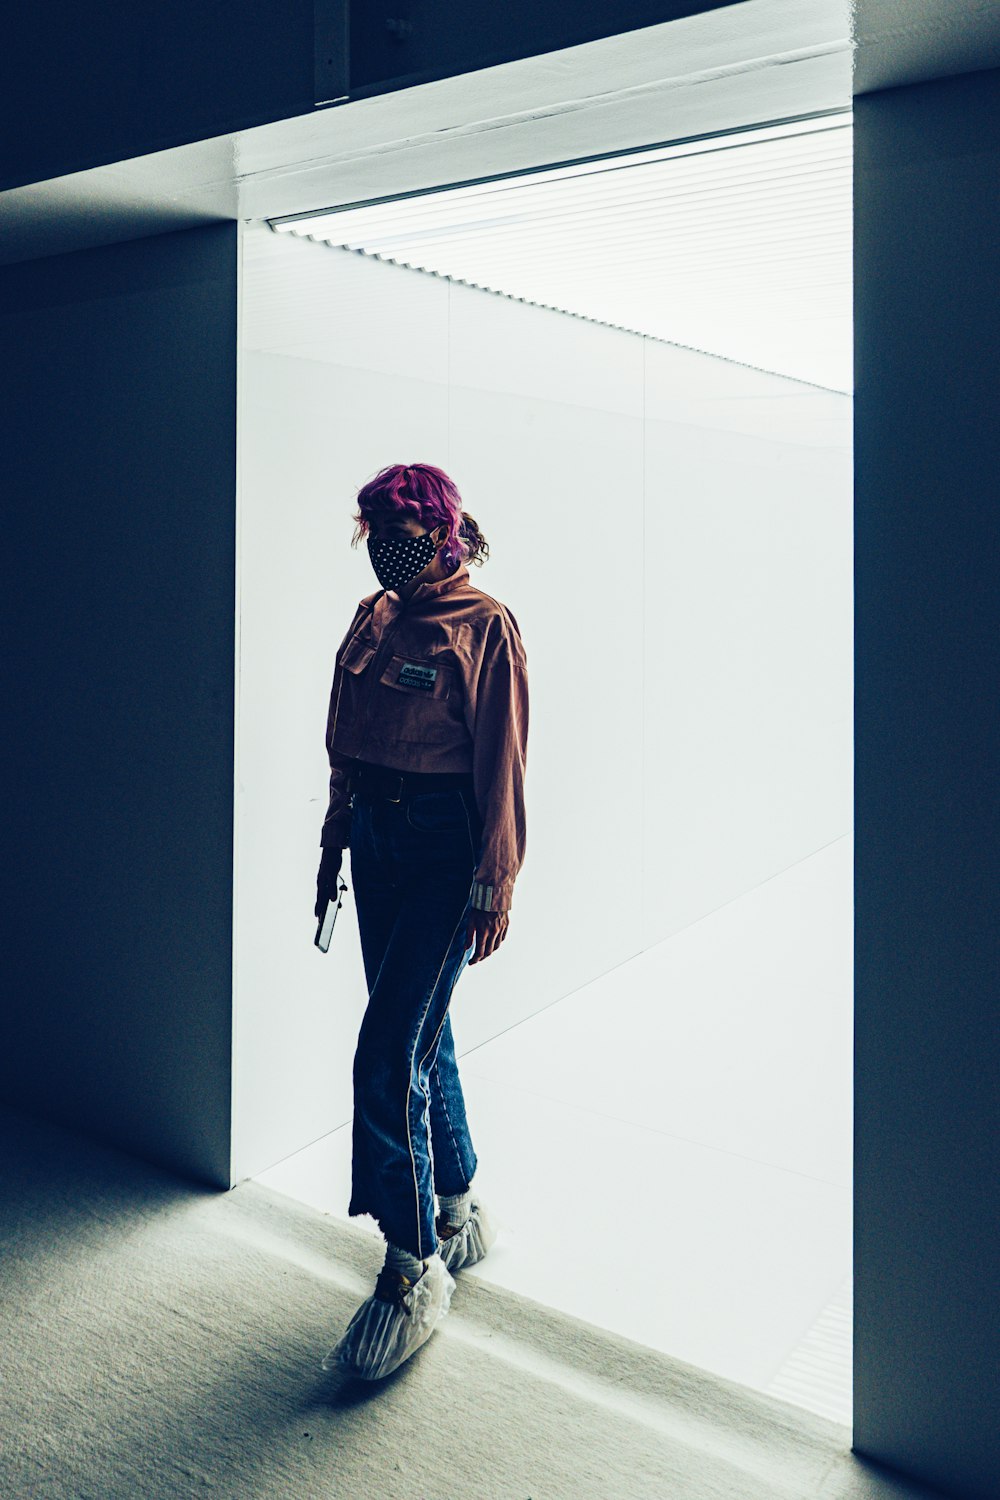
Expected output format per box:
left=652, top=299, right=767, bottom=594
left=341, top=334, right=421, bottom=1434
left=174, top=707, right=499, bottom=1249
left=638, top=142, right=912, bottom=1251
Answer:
left=321, top=562, right=528, bottom=914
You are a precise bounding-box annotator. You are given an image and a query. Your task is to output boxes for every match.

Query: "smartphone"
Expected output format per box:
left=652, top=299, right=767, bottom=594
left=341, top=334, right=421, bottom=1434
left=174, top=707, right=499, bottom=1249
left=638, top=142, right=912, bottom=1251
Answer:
left=315, top=877, right=348, bottom=952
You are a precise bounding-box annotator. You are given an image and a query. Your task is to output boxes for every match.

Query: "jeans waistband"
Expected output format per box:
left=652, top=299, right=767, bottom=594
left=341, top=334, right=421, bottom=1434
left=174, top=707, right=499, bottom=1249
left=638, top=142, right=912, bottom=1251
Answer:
left=349, top=760, right=474, bottom=803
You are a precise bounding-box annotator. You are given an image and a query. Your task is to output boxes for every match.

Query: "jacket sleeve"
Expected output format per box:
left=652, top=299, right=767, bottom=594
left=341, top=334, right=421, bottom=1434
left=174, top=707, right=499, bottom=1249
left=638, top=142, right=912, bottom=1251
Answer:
left=320, top=602, right=367, bottom=849
left=466, top=606, right=529, bottom=913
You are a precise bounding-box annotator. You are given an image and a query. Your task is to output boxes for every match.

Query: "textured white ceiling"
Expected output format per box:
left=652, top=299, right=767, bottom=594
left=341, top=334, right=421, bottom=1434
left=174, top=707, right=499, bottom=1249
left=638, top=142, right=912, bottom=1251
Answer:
left=274, top=113, right=853, bottom=392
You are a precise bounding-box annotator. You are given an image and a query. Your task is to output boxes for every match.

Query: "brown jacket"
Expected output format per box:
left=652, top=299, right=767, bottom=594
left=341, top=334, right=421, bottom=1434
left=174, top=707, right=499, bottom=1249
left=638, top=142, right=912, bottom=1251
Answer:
left=321, top=562, right=528, bottom=913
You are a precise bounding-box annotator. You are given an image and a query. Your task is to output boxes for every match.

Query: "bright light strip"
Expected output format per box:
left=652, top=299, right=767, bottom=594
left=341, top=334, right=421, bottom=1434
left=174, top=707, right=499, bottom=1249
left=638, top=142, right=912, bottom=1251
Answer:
left=269, top=112, right=853, bottom=390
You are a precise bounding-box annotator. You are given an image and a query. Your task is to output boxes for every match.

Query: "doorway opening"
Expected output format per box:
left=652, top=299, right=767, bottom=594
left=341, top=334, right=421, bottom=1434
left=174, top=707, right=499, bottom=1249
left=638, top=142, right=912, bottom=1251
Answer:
left=234, top=107, right=853, bottom=1424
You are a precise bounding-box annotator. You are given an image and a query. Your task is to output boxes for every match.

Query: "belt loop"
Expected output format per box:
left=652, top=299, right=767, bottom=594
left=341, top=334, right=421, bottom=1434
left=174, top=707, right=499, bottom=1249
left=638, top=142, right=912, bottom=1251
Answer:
left=387, top=772, right=403, bottom=803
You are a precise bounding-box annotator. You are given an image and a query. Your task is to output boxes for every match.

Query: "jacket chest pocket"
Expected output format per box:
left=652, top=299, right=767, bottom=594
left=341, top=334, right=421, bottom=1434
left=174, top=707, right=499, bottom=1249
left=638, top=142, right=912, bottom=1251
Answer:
left=378, top=653, right=456, bottom=742
left=338, top=634, right=376, bottom=674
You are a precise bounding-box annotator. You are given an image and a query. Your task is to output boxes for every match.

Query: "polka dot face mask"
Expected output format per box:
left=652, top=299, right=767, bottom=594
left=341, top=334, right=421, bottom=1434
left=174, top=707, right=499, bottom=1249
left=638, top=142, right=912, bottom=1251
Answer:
left=367, top=528, right=439, bottom=591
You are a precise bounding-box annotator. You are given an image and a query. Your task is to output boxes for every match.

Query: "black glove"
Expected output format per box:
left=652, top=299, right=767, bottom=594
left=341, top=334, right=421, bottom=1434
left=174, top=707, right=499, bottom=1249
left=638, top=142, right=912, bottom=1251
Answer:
left=315, top=845, right=344, bottom=919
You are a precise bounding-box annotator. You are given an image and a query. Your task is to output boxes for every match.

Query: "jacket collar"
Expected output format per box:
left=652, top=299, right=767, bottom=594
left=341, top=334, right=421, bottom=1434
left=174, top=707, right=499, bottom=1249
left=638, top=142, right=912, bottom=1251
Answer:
left=389, top=562, right=471, bottom=606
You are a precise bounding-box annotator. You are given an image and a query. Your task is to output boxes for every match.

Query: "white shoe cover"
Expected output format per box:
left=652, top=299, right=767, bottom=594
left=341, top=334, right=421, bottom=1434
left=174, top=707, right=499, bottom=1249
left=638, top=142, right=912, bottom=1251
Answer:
left=323, top=1253, right=456, bottom=1380
left=437, top=1197, right=499, bottom=1274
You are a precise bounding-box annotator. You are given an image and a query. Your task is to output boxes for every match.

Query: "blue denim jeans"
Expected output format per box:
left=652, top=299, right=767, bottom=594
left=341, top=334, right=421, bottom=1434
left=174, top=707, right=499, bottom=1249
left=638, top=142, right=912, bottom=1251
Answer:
left=346, top=778, right=482, bottom=1260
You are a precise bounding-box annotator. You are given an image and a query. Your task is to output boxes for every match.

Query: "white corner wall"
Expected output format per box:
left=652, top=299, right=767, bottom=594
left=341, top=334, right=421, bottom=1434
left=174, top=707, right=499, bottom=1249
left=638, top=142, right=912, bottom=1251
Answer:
left=233, top=224, right=852, bottom=1182
left=643, top=347, right=853, bottom=941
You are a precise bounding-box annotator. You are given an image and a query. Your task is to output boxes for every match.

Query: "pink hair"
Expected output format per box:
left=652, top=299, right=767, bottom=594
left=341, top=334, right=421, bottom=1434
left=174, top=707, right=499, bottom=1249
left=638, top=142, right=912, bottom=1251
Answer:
left=352, top=463, right=471, bottom=571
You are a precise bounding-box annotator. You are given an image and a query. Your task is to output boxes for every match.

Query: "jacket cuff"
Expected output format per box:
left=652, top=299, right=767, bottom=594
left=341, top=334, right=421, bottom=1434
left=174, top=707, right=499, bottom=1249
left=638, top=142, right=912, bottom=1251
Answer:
left=320, top=817, right=351, bottom=850
left=470, top=878, right=513, bottom=913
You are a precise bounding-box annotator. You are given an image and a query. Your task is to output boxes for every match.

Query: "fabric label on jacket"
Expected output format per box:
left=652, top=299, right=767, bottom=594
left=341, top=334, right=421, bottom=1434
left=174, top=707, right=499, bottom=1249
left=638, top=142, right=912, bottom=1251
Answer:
left=397, top=662, right=438, bottom=691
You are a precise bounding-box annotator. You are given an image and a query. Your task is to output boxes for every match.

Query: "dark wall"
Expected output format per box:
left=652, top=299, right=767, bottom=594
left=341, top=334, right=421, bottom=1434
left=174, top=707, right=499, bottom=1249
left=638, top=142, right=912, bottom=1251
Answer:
left=0, top=224, right=238, bottom=1188
left=853, top=66, right=1000, bottom=1500
left=0, top=3, right=315, bottom=191
left=0, top=1, right=740, bottom=191
left=348, top=1, right=739, bottom=97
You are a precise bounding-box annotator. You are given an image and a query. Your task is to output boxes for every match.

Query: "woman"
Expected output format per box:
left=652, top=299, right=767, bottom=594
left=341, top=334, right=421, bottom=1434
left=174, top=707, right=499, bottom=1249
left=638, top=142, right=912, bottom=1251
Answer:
left=315, top=462, right=529, bottom=1380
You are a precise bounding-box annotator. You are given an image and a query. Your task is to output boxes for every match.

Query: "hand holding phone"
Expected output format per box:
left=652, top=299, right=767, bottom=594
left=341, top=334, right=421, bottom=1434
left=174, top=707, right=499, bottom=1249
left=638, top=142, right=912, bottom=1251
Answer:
left=315, top=876, right=348, bottom=952
left=315, top=846, right=343, bottom=918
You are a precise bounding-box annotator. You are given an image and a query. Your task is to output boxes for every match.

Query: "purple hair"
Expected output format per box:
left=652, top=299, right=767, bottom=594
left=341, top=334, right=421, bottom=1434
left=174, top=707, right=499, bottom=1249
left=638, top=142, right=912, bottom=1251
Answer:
left=352, top=463, right=477, bottom=572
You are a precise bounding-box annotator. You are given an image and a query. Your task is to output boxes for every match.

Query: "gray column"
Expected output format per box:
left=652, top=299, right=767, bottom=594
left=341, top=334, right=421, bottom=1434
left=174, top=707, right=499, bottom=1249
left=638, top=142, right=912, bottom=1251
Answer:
left=0, top=223, right=238, bottom=1188
left=853, top=65, right=1000, bottom=1500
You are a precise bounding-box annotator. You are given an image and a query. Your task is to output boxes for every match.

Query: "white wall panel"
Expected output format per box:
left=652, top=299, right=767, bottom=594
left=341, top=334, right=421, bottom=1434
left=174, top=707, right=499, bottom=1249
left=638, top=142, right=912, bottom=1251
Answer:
left=448, top=283, right=646, bottom=1021
left=642, top=339, right=853, bottom=945
left=242, top=227, right=450, bottom=385
left=446, top=278, right=644, bottom=416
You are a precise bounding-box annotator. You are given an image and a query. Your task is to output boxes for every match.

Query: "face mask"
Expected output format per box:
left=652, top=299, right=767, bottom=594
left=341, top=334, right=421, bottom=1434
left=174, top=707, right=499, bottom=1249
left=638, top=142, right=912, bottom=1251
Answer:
left=367, top=528, right=439, bottom=591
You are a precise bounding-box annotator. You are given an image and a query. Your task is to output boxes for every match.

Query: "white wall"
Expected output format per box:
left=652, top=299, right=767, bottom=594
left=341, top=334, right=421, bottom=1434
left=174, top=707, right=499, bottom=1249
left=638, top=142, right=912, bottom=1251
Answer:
left=643, top=348, right=853, bottom=941
left=234, top=224, right=852, bottom=1181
